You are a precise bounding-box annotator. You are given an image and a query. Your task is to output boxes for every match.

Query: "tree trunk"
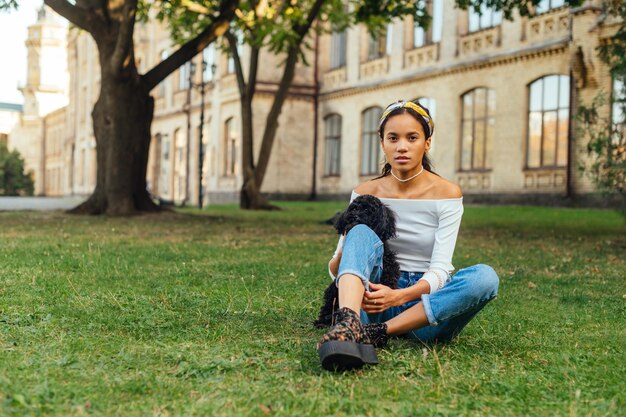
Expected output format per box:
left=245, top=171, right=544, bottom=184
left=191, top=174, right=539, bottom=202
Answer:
left=69, top=46, right=158, bottom=215
left=239, top=90, right=278, bottom=210
left=44, top=0, right=238, bottom=216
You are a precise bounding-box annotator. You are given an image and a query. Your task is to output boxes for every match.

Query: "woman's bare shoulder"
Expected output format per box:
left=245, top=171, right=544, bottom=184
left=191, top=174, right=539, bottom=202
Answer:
left=353, top=179, right=383, bottom=196
left=432, top=175, right=463, bottom=199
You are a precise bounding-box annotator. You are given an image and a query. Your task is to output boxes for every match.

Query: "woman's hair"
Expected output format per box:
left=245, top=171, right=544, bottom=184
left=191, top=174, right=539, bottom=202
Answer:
left=377, top=100, right=437, bottom=178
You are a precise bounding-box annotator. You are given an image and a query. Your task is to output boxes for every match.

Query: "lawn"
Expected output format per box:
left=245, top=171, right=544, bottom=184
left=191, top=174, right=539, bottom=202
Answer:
left=0, top=202, right=624, bottom=416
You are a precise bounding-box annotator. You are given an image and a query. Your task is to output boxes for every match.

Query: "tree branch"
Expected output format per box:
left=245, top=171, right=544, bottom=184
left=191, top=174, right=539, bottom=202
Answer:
left=225, top=30, right=247, bottom=96
left=293, top=0, right=324, bottom=41
left=142, top=0, right=239, bottom=91
left=109, top=0, right=137, bottom=75
left=44, top=0, right=91, bottom=31
left=254, top=0, right=324, bottom=185
left=247, top=44, right=260, bottom=100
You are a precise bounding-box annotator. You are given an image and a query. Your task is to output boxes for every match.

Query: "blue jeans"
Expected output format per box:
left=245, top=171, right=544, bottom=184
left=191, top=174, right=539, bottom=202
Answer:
left=337, top=224, right=499, bottom=343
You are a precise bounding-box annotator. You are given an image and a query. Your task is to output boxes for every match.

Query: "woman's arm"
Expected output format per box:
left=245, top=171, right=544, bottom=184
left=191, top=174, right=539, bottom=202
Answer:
left=418, top=198, right=464, bottom=294
left=362, top=280, right=431, bottom=313
left=328, top=234, right=344, bottom=279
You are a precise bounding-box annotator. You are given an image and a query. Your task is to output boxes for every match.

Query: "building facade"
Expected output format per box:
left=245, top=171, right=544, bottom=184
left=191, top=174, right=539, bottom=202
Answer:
left=315, top=0, right=619, bottom=201
left=10, top=1, right=623, bottom=204
left=8, top=5, right=68, bottom=195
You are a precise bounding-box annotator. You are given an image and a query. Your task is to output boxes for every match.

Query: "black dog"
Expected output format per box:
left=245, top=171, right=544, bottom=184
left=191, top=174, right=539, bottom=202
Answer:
left=314, top=195, right=401, bottom=328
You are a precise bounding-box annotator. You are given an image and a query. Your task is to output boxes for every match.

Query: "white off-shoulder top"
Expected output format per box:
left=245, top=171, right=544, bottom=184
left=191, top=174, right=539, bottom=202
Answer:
left=330, top=191, right=464, bottom=294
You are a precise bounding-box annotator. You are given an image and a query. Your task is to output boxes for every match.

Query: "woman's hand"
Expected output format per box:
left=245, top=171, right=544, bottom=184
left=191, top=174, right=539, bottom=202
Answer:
left=362, top=283, right=404, bottom=313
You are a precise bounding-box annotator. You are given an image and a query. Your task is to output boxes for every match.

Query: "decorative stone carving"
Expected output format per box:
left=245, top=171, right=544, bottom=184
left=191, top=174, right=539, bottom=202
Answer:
left=359, top=57, right=389, bottom=80
left=457, top=172, right=491, bottom=190
left=526, top=9, right=569, bottom=44
left=322, top=67, right=347, bottom=90
left=523, top=169, right=567, bottom=190
left=458, top=26, right=501, bottom=59
left=404, top=43, right=439, bottom=70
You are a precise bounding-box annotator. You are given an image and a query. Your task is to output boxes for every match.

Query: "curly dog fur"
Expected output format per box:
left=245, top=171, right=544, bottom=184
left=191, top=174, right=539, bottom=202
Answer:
left=314, top=195, right=401, bottom=328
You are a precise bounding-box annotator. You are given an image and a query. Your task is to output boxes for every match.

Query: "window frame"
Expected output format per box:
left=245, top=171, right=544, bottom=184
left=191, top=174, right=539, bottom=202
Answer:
left=534, top=0, right=566, bottom=15
left=330, top=30, right=347, bottom=70
left=323, top=114, right=342, bottom=177
left=459, top=87, right=495, bottom=172
left=468, top=5, right=502, bottom=33
left=413, top=0, right=443, bottom=48
left=360, top=106, right=383, bottom=176
left=525, top=74, right=570, bottom=170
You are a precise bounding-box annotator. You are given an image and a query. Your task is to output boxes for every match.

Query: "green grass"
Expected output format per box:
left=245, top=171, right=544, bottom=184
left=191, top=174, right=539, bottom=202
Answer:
left=1, top=202, right=624, bottom=416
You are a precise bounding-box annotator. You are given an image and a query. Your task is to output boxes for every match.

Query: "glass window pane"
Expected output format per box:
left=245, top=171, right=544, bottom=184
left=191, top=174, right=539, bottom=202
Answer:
left=365, top=109, right=372, bottom=131
left=474, top=119, right=485, bottom=168
left=325, top=138, right=333, bottom=175
left=203, top=45, right=215, bottom=81
left=414, top=25, right=425, bottom=48
left=557, top=109, right=569, bottom=166
left=543, top=111, right=558, bottom=166
left=486, top=117, right=495, bottom=169
left=543, top=75, right=559, bottom=110
left=479, top=6, right=492, bottom=29
left=385, top=23, right=393, bottom=55
left=492, top=10, right=502, bottom=26
left=463, top=93, right=473, bottom=121
left=487, top=89, right=496, bottom=115
left=469, top=9, right=480, bottom=33
left=461, top=120, right=473, bottom=170
left=553, top=0, right=565, bottom=8
left=333, top=140, right=341, bottom=175
left=475, top=88, right=486, bottom=119
left=432, top=0, right=443, bottom=43
left=368, top=35, right=378, bottom=60
left=536, top=0, right=549, bottom=14
left=370, top=133, right=379, bottom=173
left=361, top=112, right=369, bottom=174
left=612, top=78, right=625, bottom=125
left=559, top=75, right=570, bottom=109
left=530, top=79, right=543, bottom=112
left=528, top=112, right=542, bottom=167
left=334, top=115, right=342, bottom=137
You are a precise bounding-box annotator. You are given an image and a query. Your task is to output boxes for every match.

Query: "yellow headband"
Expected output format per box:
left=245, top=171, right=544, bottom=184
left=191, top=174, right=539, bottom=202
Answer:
left=379, top=100, right=435, bottom=137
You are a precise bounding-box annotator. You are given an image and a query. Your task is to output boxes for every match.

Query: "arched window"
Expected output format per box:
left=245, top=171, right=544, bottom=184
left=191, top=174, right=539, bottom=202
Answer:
left=324, top=114, right=342, bottom=176
left=414, top=0, right=443, bottom=48
left=412, top=97, right=437, bottom=150
left=412, top=97, right=436, bottom=124
left=361, top=107, right=383, bottom=175
left=468, top=5, right=502, bottom=33
left=527, top=75, right=569, bottom=168
left=224, top=118, right=237, bottom=176
left=460, top=88, right=495, bottom=171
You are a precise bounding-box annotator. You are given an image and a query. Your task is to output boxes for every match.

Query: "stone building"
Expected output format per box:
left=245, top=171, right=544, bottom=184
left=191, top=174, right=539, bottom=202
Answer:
left=8, top=5, right=68, bottom=195
left=10, top=1, right=623, bottom=204
left=315, top=0, right=621, bottom=202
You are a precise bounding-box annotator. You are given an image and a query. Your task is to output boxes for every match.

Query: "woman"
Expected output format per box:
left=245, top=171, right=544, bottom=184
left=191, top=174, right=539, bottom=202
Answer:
left=317, top=100, right=499, bottom=371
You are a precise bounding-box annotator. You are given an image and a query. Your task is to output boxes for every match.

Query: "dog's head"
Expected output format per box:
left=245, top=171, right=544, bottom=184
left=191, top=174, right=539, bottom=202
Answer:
left=334, top=195, right=397, bottom=242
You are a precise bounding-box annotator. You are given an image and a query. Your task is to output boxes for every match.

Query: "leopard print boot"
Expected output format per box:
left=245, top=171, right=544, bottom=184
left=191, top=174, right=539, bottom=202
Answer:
left=317, top=307, right=378, bottom=371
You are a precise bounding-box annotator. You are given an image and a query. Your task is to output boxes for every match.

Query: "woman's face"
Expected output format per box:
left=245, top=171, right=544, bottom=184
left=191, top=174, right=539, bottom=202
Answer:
left=381, top=112, right=431, bottom=174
